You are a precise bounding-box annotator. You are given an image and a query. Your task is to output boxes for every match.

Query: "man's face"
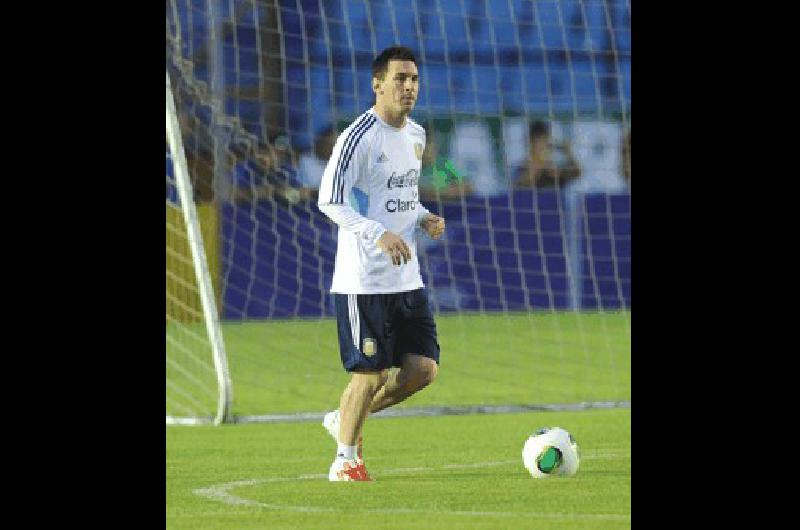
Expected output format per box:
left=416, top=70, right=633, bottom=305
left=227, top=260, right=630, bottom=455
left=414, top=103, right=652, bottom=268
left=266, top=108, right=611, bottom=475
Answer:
left=256, top=147, right=273, bottom=168
left=374, top=60, right=418, bottom=114
left=531, top=135, right=552, bottom=157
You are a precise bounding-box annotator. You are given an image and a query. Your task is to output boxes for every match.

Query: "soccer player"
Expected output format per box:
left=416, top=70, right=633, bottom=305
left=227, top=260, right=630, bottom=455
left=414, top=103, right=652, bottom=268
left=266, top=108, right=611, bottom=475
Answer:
left=317, top=46, right=446, bottom=482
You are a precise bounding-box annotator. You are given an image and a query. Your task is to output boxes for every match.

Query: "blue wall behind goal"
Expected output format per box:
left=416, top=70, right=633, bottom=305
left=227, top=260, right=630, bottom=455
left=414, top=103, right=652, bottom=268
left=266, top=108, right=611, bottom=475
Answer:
left=219, top=189, right=630, bottom=320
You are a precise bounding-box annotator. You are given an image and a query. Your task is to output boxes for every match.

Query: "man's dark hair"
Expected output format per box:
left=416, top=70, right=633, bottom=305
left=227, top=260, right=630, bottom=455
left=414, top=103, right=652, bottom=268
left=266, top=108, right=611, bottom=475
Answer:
left=372, top=46, right=417, bottom=80
left=529, top=120, right=551, bottom=140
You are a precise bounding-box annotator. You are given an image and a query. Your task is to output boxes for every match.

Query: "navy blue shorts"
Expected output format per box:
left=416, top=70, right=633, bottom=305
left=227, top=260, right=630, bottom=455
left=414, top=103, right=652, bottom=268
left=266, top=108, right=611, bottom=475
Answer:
left=334, top=288, right=440, bottom=372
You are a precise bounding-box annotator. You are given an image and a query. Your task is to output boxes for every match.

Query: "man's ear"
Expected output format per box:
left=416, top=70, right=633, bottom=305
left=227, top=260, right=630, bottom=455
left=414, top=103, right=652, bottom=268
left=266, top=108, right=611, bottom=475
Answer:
left=373, top=75, right=386, bottom=95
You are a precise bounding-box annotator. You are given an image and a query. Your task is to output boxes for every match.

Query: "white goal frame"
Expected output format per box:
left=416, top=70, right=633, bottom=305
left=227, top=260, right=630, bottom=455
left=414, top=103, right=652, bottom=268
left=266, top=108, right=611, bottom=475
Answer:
left=166, top=69, right=233, bottom=426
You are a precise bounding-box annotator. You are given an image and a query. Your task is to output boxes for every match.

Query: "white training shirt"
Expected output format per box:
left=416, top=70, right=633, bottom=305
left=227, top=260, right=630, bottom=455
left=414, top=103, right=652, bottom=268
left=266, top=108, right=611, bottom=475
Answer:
left=317, top=107, right=430, bottom=294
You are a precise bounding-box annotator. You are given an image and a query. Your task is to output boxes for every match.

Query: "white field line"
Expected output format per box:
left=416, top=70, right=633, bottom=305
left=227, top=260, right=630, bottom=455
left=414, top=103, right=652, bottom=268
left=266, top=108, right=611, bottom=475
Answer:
left=233, top=401, right=631, bottom=424
left=193, top=455, right=630, bottom=521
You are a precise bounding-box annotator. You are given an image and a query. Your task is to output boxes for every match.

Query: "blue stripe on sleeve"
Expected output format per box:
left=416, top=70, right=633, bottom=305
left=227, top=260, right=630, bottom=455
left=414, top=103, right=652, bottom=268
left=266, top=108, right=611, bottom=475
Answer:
left=330, top=113, right=372, bottom=204
left=336, top=116, right=376, bottom=203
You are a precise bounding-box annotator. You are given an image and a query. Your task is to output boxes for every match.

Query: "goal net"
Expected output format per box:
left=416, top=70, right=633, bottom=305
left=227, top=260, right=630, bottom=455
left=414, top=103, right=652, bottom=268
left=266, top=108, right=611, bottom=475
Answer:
left=166, top=0, right=630, bottom=423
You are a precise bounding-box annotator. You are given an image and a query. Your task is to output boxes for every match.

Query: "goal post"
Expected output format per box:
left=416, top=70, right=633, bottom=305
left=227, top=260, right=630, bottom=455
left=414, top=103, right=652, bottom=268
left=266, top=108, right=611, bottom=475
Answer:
left=166, top=69, right=233, bottom=426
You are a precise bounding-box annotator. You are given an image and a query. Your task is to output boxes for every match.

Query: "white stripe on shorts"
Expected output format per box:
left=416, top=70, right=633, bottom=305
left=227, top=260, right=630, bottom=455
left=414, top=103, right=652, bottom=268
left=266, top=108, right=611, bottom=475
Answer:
left=348, top=294, right=360, bottom=351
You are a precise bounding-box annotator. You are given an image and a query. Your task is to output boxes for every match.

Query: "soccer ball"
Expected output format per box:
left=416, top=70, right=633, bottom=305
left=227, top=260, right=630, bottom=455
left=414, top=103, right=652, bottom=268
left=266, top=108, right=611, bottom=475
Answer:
left=522, top=427, right=580, bottom=478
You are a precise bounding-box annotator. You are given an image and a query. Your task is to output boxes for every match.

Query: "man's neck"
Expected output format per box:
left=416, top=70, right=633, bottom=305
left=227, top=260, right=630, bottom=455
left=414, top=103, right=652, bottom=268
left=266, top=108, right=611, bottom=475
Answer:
left=373, top=104, right=407, bottom=129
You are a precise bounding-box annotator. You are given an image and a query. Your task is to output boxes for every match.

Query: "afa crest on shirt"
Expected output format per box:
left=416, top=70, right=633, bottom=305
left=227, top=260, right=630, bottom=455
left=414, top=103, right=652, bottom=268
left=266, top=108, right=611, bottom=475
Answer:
left=414, top=143, right=423, bottom=160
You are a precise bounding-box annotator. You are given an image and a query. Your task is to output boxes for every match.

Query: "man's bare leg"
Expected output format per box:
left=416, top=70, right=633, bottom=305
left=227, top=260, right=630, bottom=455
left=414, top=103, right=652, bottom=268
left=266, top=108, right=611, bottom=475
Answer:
left=338, top=370, right=388, bottom=446
left=368, top=354, right=438, bottom=414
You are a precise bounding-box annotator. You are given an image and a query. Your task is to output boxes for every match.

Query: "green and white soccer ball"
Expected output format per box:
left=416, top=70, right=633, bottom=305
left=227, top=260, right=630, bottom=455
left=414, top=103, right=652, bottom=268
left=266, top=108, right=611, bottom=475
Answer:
left=522, top=427, right=580, bottom=478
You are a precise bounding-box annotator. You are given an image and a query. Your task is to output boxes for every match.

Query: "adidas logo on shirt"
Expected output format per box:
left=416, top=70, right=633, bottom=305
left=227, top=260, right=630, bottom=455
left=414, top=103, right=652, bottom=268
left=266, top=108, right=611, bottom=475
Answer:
left=377, top=152, right=389, bottom=163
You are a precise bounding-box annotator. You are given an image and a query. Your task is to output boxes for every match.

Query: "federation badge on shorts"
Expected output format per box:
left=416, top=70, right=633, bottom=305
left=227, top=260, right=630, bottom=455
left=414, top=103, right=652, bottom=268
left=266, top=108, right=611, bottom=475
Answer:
left=363, top=338, right=376, bottom=356
left=414, top=142, right=423, bottom=160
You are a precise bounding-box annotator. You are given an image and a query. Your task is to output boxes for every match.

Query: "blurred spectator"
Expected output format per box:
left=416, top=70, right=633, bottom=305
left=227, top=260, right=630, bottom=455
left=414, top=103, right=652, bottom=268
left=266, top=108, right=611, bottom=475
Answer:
left=515, top=120, right=581, bottom=189
left=231, top=134, right=303, bottom=205
left=298, top=125, right=337, bottom=202
left=621, top=127, right=631, bottom=189
left=176, top=110, right=216, bottom=201
left=230, top=141, right=268, bottom=201
left=270, top=133, right=302, bottom=199
left=419, top=122, right=472, bottom=201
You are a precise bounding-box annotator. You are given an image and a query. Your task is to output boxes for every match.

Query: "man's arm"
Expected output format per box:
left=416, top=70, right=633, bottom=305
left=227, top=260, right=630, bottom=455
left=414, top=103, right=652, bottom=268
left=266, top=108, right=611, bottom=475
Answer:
left=319, top=201, right=413, bottom=265
left=316, top=125, right=411, bottom=265
left=317, top=128, right=386, bottom=243
left=418, top=201, right=445, bottom=240
left=317, top=202, right=387, bottom=242
left=416, top=134, right=446, bottom=239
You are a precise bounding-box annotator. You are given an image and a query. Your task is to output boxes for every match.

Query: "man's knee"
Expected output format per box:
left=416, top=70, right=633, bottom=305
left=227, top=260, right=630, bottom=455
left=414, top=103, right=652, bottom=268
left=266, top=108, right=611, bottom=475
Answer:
left=405, top=357, right=438, bottom=391
left=421, top=360, right=438, bottom=387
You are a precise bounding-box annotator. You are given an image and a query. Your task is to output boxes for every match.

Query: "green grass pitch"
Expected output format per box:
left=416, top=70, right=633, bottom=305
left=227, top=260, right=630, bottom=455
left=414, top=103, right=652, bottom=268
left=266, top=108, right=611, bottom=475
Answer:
left=167, top=311, right=630, bottom=528
left=167, top=409, right=630, bottom=529
left=214, top=312, right=631, bottom=416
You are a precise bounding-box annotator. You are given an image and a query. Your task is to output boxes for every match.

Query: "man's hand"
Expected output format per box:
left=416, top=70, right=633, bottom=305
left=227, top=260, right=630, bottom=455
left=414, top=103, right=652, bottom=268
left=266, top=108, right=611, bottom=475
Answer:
left=377, top=231, right=412, bottom=266
left=421, top=213, right=446, bottom=240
